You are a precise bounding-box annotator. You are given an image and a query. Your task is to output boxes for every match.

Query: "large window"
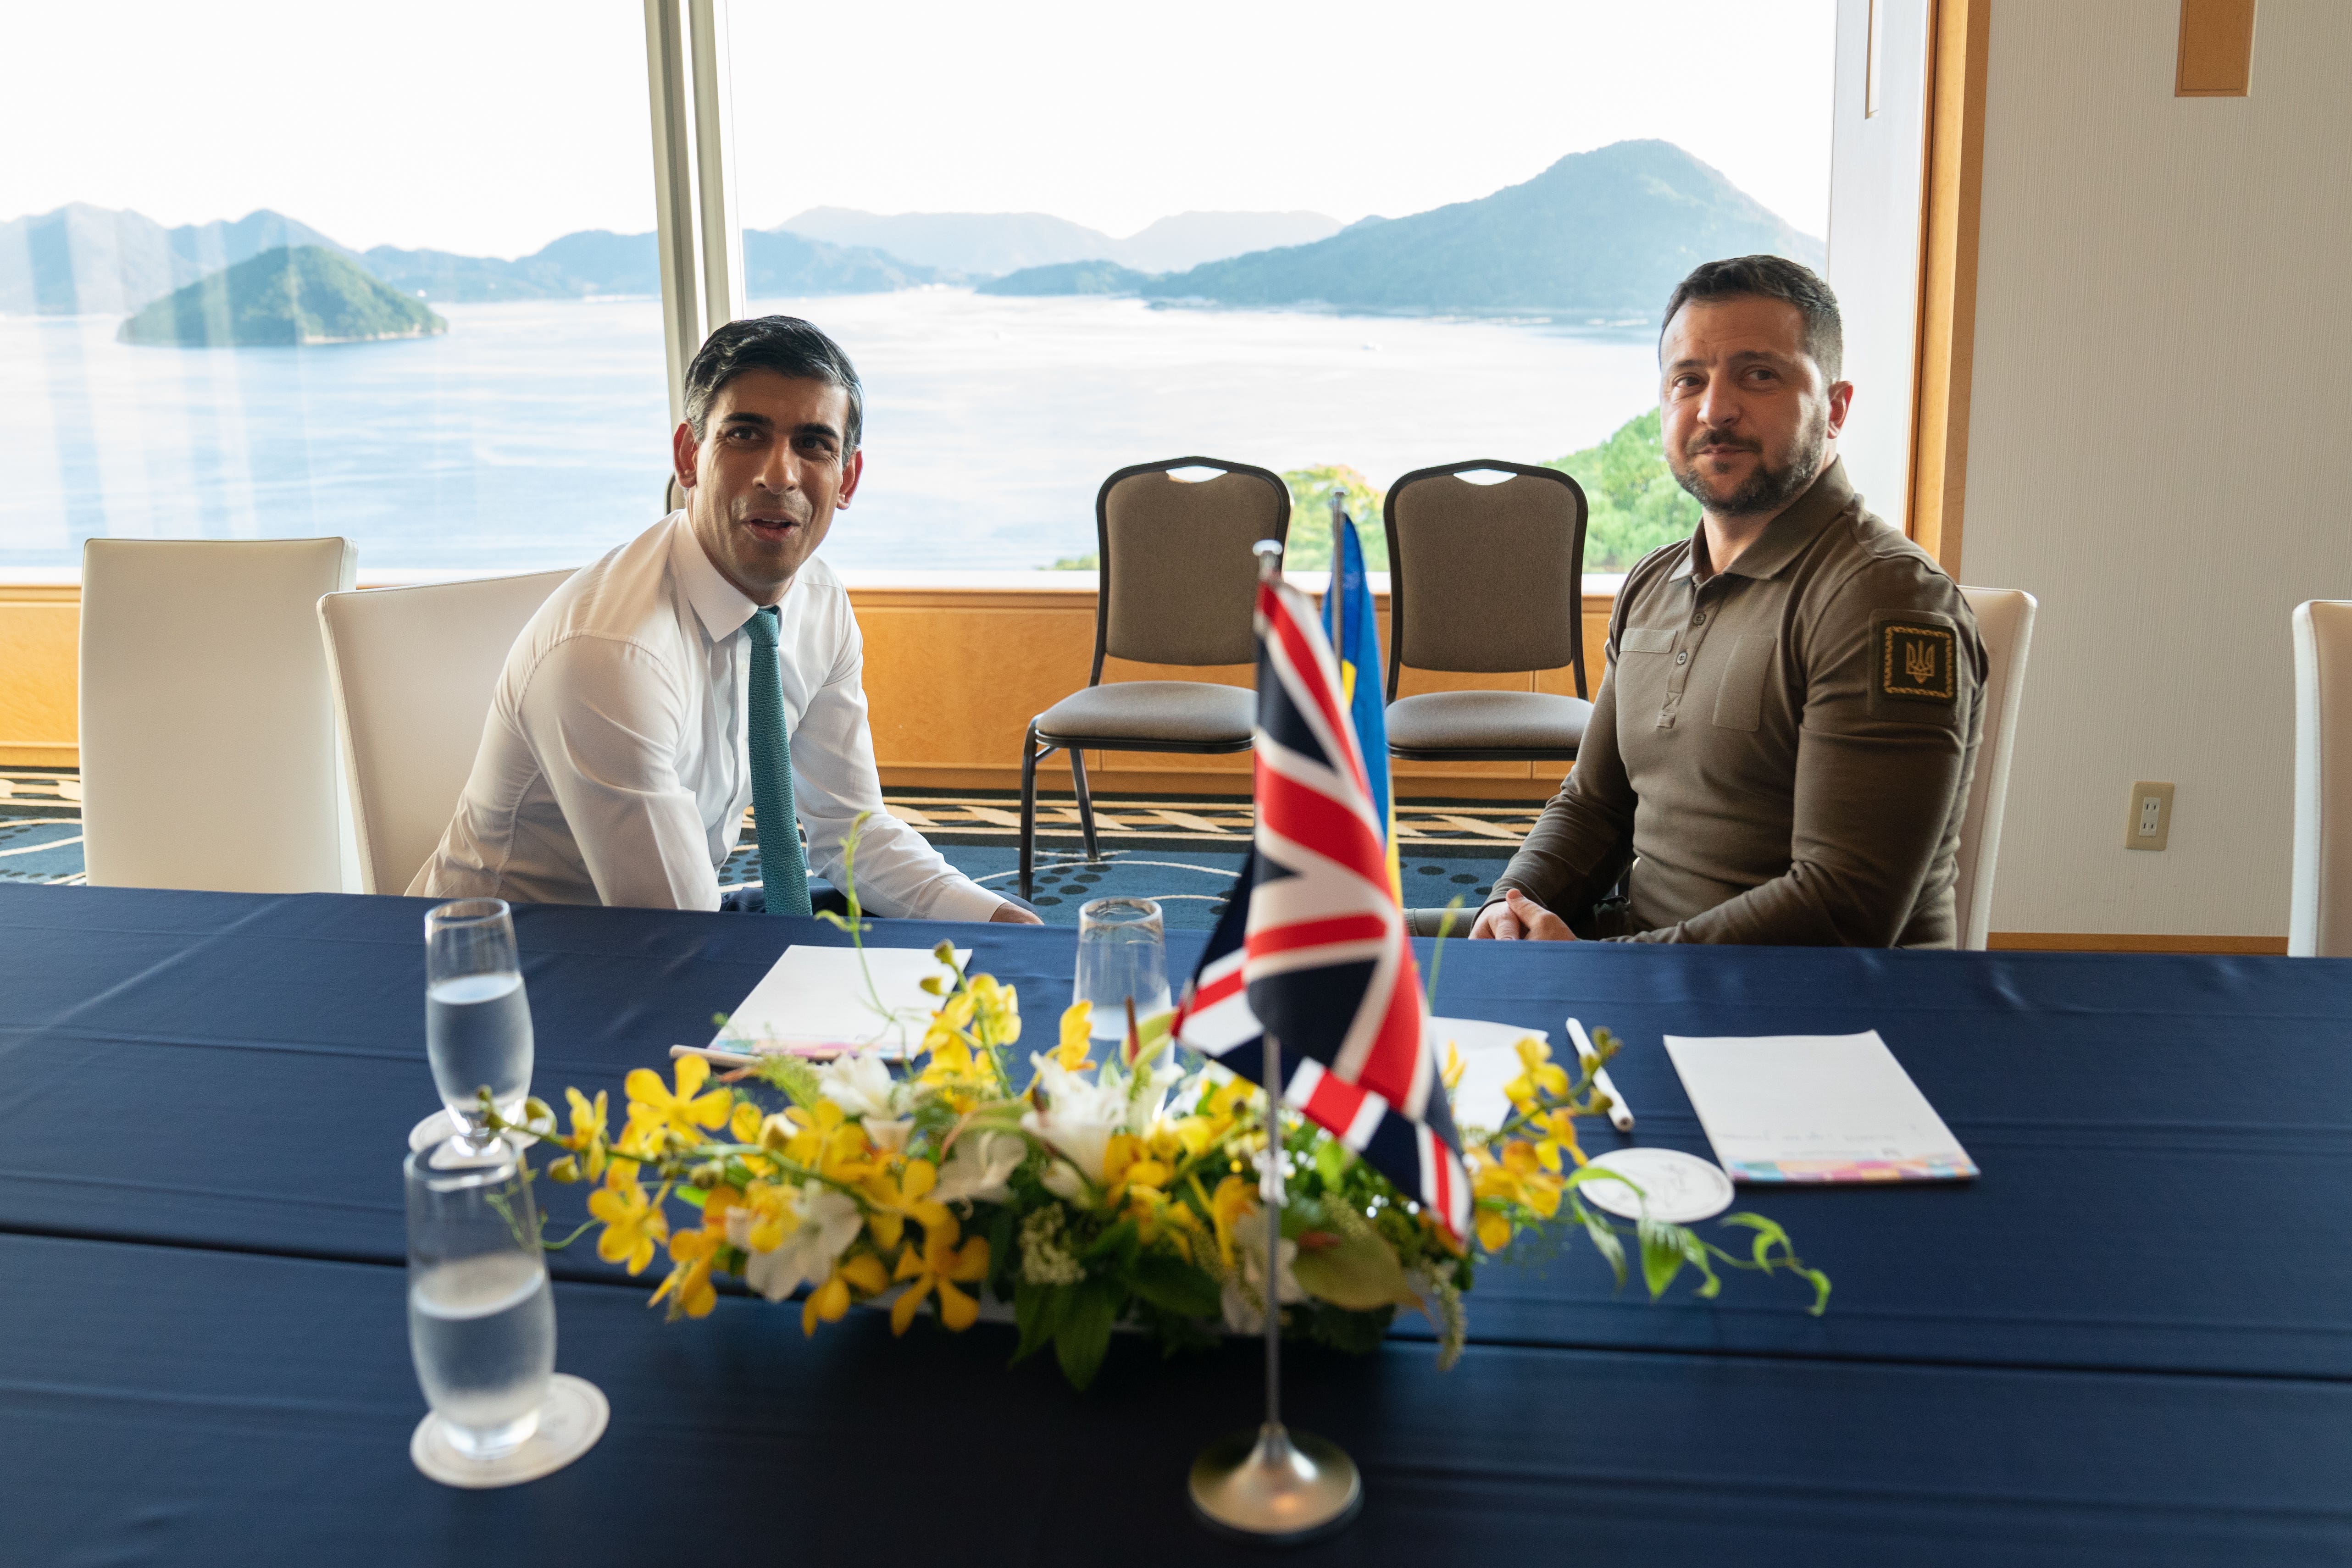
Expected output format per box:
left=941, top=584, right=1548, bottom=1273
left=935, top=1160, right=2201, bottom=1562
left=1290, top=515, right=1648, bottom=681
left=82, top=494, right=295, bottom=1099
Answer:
left=0, top=1, right=662, bottom=576
left=724, top=0, right=1834, bottom=573
left=0, top=2, right=1832, bottom=578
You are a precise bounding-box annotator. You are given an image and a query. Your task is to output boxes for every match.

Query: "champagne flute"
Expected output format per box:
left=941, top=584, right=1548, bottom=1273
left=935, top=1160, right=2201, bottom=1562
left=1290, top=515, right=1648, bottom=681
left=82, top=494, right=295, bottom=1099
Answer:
left=405, top=1149, right=555, bottom=1461
left=424, top=899, right=534, bottom=1159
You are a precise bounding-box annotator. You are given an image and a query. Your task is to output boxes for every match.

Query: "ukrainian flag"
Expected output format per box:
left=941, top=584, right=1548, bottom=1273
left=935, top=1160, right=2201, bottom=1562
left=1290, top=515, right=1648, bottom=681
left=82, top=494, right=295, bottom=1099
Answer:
left=1322, top=503, right=1401, bottom=900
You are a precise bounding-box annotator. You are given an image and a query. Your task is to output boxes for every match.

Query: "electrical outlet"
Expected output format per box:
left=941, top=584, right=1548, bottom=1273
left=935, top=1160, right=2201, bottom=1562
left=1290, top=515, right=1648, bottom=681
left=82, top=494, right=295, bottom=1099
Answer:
left=2126, top=781, right=2174, bottom=851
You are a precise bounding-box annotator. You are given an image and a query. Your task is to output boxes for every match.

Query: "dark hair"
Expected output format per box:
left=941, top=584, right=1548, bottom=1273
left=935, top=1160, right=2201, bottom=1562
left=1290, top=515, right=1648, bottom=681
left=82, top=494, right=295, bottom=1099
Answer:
left=682, top=315, right=864, bottom=454
left=1659, top=255, right=1843, bottom=381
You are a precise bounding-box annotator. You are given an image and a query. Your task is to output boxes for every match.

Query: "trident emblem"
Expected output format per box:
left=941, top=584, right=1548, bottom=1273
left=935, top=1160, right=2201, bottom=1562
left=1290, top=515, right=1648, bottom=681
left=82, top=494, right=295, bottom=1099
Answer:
left=1904, top=639, right=1938, bottom=687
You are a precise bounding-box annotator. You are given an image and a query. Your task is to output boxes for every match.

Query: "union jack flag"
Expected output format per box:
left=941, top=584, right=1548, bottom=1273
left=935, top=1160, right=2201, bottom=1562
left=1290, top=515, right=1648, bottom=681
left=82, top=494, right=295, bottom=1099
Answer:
left=1174, top=574, right=1471, bottom=1243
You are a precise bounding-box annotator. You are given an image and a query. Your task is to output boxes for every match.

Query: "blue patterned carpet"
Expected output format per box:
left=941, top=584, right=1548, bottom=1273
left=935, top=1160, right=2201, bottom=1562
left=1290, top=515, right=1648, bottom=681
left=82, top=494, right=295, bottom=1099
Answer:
left=3, top=771, right=1530, bottom=930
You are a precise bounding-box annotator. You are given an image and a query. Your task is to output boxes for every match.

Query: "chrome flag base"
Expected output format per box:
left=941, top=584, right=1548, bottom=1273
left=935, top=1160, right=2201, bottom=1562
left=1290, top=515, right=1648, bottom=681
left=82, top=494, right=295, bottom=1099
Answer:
left=1188, top=1421, right=1362, bottom=1544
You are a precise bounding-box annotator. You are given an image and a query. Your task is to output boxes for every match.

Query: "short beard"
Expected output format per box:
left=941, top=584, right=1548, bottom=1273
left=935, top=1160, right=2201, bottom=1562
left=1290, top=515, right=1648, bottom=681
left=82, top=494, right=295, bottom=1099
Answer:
left=1670, top=412, right=1828, bottom=518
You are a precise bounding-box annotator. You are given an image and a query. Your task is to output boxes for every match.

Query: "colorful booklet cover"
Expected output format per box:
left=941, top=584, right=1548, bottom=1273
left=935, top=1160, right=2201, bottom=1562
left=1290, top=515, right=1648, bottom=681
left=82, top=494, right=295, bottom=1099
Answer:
left=1661, top=1030, right=1977, bottom=1183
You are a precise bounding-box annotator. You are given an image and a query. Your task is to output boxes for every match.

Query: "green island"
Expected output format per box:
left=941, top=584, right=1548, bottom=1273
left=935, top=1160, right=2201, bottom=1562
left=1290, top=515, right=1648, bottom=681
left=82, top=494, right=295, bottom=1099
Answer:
left=118, top=244, right=447, bottom=346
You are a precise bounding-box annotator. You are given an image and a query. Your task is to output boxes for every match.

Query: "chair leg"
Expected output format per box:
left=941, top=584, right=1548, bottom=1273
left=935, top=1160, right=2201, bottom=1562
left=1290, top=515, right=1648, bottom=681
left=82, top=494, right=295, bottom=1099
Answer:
left=1020, top=723, right=1046, bottom=902
left=1069, top=748, right=1100, bottom=863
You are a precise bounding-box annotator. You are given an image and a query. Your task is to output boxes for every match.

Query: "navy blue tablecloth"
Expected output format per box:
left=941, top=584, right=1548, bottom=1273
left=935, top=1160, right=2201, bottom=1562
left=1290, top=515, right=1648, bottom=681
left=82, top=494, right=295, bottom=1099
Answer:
left=7, top=1232, right=2350, bottom=1568
left=6, top=885, right=2352, bottom=1379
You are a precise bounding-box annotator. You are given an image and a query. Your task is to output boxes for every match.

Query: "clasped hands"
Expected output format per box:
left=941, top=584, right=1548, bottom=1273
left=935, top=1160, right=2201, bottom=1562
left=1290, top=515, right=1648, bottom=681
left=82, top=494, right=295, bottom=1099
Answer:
left=1470, top=887, right=1576, bottom=942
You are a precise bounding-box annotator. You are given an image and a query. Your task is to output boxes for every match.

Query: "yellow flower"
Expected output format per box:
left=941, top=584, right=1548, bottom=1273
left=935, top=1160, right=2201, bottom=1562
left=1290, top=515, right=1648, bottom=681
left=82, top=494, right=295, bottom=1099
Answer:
left=625, top=1055, right=732, bottom=1147
left=1103, top=1134, right=1172, bottom=1201
left=544, top=1088, right=610, bottom=1184
left=863, top=1157, right=950, bottom=1251
left=1209, top=1174, right=1258, bottom=1268
left=780, top=1100, right=874, bottom=1184
left=801, top=1252, right=889, bottom=1336
left=890, top=1223, right=991, bottom=1334
left=1053, top=1000, right=1095, bottom=1071
left=588, top=1173, right=669, bottom=1275
left=1502, top=1037, right=1572, bottom=1114
left=968, top=975, right=1020, bottom=1046
left=1468, top=1138, right=1565, bottom=1253
left=730, top=1099, right=764, bottom=1144
left=1531, top=1107, right=1585, bottom=1172
left=651, top=1205, right=728, bottom=1319
left=739, top=1181, right=792, bottom=1252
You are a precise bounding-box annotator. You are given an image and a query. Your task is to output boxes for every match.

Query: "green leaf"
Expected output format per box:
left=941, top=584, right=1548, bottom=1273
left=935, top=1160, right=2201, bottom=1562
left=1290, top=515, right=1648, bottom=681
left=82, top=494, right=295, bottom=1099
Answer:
left=1577, top=1202, right=1627, bottom=1289
left=1313, top=1136, right=1354, bottom=1188
left=1291, top=1229, right=1421, bottom=1312
left=1129, top=1253, right=1221, bottom=1319
left=986, top=1206, right=1019, bottom=1297
left=1299, top=1302, right=1395, bottom=1356
left=1054, top=1280, right=1122, bottom=1391
left=1637, top=1217, right=1685, bottom=1299
left=1078, top=1218, right=1138, bottom=1266
left=1011, top=1281, right=1061, bottom=1365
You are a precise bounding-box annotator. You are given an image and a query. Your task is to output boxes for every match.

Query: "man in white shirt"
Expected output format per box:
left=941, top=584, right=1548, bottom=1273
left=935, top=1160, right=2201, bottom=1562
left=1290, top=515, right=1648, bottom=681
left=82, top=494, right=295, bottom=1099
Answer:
left=413, top=316, right=1039, bottom=924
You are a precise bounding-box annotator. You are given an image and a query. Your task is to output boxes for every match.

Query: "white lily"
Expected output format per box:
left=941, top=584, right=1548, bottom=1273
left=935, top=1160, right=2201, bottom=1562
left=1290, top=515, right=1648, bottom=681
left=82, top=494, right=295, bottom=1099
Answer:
left=863, top=1116, right=915, bottom=1155
left=1220, top=1208, right=1305, bottom=1334
left=1020, top=1053, right=1131, bottom=1196
left=932, top=1128, right=1024, bottom=1207
left=735, top=1186, right=862, bottom=1304
left=818, top=1051, right=903, bottom=1121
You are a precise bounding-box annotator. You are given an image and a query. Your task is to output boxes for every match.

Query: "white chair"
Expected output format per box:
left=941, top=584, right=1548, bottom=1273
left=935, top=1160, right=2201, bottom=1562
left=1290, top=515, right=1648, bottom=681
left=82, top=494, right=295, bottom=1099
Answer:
left=1951, top=587, right=2038, bottom=951
left=2290, top=601, right=2352, bottom=956
left=79, top=537, right=358, bottom=892
left=317, top=569, right=576, bottom=895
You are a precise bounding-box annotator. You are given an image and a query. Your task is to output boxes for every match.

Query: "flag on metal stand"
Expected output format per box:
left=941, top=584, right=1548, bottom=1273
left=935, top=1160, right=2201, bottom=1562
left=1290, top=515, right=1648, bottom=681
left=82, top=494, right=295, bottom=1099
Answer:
left=1175, top=532, right=1471, bottom=1247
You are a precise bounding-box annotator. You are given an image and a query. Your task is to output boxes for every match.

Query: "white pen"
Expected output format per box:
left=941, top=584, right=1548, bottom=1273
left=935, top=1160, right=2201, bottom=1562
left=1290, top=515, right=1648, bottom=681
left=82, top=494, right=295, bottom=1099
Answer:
left=1565, top=1016, right=1635, bottom=1132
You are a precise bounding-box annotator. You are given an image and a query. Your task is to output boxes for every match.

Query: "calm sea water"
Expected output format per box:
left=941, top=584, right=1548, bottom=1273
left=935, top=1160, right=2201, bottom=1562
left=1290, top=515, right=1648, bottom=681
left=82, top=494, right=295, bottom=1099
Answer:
left=0, top=291, right=1657, bottom=573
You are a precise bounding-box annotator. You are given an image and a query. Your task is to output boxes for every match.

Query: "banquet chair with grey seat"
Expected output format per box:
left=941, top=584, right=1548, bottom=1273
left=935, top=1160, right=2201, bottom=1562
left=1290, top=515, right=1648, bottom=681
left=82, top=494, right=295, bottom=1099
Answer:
left=2290, top=599, right=2352, bottom=955
left=1381, top=460, right=1592, bottom=769
left=79, top=537, right=358, bottom=892
left=317, top=568, right=577, bottom=894
left=1017, top=457, right=1290, bottom=900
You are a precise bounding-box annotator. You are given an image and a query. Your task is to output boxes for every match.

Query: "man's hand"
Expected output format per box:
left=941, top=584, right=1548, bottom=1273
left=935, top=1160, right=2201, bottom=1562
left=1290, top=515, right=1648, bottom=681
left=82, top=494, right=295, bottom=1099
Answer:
left=1471, top=888, right=1576, bottom=942
left=990, top=900, right=1044, bottom=925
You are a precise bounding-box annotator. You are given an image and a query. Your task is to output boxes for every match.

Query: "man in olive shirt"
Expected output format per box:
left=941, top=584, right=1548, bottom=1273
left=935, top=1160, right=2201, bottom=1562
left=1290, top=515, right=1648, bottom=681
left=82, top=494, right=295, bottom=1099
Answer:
left=1475, top=255, right=1985, bottom=947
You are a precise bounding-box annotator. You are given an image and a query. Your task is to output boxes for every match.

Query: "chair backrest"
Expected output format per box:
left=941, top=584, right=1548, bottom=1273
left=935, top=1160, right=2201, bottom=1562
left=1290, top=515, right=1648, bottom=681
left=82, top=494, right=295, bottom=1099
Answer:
left=1952, top=587, right=2038, bottom=950
left=318, top=568, right=577, bottom=894
left=2291, top=600, right=2352, bottom=955
left=1382, top=461, right=1588, bottom=699
left=1093, top=458, right=1290, bottom=680
left=78, top=537, right=357, bottom=892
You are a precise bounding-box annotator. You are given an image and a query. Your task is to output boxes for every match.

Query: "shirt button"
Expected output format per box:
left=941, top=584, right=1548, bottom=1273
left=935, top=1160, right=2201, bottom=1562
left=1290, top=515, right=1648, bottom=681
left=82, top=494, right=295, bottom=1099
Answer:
left=1675, top=650, right=1688, bottom=665
left=1692, top=612, right=1705, bottom=626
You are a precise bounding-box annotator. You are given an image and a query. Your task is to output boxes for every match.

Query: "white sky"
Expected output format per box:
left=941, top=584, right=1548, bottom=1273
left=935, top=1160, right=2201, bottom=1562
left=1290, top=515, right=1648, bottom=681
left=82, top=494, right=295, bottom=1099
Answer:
left=0, top=0, right=1833, bottom=258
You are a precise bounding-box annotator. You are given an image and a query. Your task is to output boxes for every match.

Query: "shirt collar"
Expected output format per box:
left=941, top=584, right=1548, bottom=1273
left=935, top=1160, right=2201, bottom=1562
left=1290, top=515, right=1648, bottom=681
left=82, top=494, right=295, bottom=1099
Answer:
left=668, top=511, right=760, bottom=643
left=1667, top=458, right=1857, bottom=584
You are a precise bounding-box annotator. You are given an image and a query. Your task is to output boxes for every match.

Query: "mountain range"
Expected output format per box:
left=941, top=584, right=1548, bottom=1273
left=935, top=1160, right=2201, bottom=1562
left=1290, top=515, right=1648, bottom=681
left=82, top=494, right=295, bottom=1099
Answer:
left=775, top=207, right=1342, bottom=275
left=1, top=141, right=1821, bottom=326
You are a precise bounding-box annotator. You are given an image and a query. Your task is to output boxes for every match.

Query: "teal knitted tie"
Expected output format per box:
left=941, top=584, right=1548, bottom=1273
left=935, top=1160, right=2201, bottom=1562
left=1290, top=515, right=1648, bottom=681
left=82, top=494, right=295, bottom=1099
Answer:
left=742, top=606, right=813, bottom=917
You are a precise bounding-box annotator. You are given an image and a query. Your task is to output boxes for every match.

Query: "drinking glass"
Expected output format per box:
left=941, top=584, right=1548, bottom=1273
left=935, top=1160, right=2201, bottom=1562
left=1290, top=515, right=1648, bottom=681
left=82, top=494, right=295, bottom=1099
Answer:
left=1074, top=897, right=1170, bottom=1042
left=425, top=899, right=534, bottom=1159
left=405, top=1149, right=556, bottom=1460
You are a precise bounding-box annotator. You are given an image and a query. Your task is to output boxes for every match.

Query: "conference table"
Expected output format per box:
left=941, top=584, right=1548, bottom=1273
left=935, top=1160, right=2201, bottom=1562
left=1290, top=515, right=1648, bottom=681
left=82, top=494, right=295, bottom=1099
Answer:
left=4, top=884, right=2351, bottom=1565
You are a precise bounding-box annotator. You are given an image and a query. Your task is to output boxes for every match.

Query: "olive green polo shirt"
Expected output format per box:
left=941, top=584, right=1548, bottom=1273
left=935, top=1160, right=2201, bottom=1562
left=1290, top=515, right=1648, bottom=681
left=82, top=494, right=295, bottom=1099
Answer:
left=1492, top=458, right=1985, bottom=947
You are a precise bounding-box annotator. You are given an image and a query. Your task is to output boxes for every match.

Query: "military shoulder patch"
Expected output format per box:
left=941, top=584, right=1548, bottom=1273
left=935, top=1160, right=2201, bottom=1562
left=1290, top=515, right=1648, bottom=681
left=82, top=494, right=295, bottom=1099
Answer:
left=1875, top=618, right=1957, bottom=704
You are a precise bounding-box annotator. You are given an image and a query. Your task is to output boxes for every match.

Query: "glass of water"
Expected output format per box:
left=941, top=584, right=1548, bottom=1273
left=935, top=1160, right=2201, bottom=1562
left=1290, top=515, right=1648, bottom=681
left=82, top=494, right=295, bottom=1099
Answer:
left=425, top=899, right=534, bottom=1160
left=405, top=1149, right=555, bottom=1460
left=1074, top=897, right=1171, bottom=1044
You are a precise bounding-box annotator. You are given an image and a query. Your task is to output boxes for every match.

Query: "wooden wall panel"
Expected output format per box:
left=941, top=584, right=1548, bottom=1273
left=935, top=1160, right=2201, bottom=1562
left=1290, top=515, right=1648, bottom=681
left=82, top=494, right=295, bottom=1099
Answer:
left=0, top=587, right=78, bottom=767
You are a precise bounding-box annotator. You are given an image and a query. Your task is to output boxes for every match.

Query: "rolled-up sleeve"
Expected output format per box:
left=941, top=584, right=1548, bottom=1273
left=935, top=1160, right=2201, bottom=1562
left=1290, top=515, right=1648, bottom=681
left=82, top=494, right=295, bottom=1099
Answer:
left=514, top=635, right=721, bottom=911
left=790, top=616, right=1007, bottom=923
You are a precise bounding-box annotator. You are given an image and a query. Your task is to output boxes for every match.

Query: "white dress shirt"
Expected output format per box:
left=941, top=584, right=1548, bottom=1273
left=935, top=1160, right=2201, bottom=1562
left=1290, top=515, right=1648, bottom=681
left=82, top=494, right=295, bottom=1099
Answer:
left=412, top=512, right=1006, bottom=921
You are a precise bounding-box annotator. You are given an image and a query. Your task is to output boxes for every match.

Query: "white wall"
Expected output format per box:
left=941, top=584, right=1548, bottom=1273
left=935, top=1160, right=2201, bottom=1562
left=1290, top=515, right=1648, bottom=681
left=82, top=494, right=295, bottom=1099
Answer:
left=1963, top=0, right=2352, bottom=936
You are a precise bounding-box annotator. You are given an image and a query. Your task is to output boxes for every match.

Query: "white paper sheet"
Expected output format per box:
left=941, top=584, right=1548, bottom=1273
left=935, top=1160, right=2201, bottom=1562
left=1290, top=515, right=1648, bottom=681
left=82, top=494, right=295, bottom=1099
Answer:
left=1661, top=1030, right=1976, bottom=1183
left=713, top=945, right=971, bottom=1057
left=1430, top=1016, right=1551, bottom=1132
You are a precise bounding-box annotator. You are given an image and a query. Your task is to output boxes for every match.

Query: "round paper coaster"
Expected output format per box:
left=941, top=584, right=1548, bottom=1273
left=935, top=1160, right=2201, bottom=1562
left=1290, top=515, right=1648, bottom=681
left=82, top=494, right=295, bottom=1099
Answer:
left=410, top=1374, right=607, bottom=1490
left=408, top=1109, right=539, bottom=1164
left=1577, top=1147, right=1736, bottom=1224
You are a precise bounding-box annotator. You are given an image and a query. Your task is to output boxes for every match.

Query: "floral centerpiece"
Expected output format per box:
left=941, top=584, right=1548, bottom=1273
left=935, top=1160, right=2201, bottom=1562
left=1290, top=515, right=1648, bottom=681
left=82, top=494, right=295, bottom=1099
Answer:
left=500, top=942, right=1827, bottom=1391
